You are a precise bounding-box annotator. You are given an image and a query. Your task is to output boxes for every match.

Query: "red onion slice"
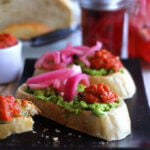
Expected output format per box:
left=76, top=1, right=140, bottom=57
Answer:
left=27, top=65, right=82, bottom=90
left=64, top=73, right=89, bottom=101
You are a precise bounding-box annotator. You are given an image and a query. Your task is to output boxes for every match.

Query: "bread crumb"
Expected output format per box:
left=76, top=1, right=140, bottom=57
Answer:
left=41, top=134, right=44, bottom=138
left=98, top=141, right=107, bottom=145
left=55, top=128, right=61, bottom=133
left=45, top=135, right=49, bottom=139
left=68, top=132, right=72, bottom=136
left=53, top=137, right=59, bottom=142
left=32, top=131, right=37, bottom=134
left=43, top=128, right=49, bottom=132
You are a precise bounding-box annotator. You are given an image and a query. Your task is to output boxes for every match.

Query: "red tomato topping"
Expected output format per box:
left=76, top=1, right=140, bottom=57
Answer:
left=81, top=83, right=119, bottom=104
left=89, top=49, right=123, bottom=72
left=0, top=95, right=20, bottom=122
left=21, top=100, right=28, bottom=105
left=0, top=33, right=17, bottom=49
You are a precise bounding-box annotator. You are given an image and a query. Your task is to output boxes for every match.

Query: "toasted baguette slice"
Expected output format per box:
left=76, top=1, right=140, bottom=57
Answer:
left=16, top=84, right=131, bottom=141
left=89, top=68, right=136, bottom=99
left=0, top=99, right=39, bottom=140
left=33, top=67, right=136, bottom=99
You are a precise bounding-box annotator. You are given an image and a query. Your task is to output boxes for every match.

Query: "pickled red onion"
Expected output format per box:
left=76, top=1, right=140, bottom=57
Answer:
left=34, top=51, right=53, bottom=68
left=27, top=80, right=54, bottom=89
left=42, top=62, right=66, bottom=70
left=27, top=65, right=89, bottom=101
left=27, top=65, right=82, bottom=90
left=83, top=41, right=102, bottom=57
left=35, top=51, right=64, bottom=70
left=65, top=42, right=72, bottom=48
left=79, top=41, right=102, bottom=67
left=73, top=45, right=89, bottom=52
left=35, top=41, right=102, bottom=70
left=27, top=68, right=73, bottom=84
left=60, top=46, right=83, bottom=65
left=64, top=73, right=89, bottom=101
left=54, top=51, right=61, bottom=64
left=80, top=57, right=91, bottom=67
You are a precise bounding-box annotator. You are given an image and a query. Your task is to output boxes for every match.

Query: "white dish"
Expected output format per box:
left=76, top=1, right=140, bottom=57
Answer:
left=0, top=41, right=22, bottom=84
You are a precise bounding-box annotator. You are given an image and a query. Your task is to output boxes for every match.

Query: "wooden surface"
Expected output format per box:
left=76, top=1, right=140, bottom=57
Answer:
left=0, top=80, right=18, bottom=96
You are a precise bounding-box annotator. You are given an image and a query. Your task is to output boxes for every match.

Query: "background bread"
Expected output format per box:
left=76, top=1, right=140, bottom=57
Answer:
left=0, top=0, right=73, bottom=39
left=0, top=22, right=52, bottom=40
left=16, top=84, right=131, bottom=141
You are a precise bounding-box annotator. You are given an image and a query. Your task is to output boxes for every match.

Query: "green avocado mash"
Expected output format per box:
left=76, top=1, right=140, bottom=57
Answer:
left=26, top=85, right=120, bottom=117
left=77, top=61, right=124, bottom=76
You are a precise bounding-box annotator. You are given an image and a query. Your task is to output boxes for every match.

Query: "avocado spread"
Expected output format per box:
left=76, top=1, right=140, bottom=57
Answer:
left=77, top=61, right=124, bottom=76
left=26, top=84, right=120, bottom=117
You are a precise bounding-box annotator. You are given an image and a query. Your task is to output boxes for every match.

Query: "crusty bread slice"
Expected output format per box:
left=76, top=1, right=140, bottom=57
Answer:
left=0, top=22, right=52, bottom=40
left=0, top=99, right=39, bottom=140
left=89, top=68, right=136, bottom=99
left=33, top=67, right=136, bottom=99
left=0, top=0, right=73, bottom=39
left=16, top=84, right=131, bottom=141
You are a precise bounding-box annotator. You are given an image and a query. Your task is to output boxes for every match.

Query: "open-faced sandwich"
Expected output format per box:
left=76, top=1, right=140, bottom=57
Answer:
left=0, top=95, right=39, bottom=140
left=33, top=42, right=136, bottom=99
left=16, top=65, right=131, bottom=141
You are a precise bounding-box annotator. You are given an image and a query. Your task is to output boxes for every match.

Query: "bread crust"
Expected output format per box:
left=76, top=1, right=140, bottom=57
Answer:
left=16, top=84, right=131, bottom=141
left=89, top=68, right=136, bottom=99
left=0, top=98, right=39, bottom=140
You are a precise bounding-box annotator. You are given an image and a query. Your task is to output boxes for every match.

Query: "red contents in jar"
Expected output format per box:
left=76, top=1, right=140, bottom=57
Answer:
left=0, top=33, right=17, bottom=49
left=81, top=83, right=118, bottom=104
left=90, top=49, right=123, bottom=72
left=81, top=8, right=125, bottom=56
left=128, top=0, right=150, bottom=64
left=128, top=24, right=150, bottom=64
left=0, top=95, right=20, bottom=121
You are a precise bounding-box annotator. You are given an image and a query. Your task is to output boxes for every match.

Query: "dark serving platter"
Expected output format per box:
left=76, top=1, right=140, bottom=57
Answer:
left=0, top=58, right=150, bottom=149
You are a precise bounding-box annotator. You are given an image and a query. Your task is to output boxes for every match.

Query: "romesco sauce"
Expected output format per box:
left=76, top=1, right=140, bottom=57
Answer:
left=89, top=49, right=123, bottom=72
left=0, top=95, right=20, bottom=122
left=81, top=83, right=119, bottom=104
left=0, top=33, right=17, bottom=48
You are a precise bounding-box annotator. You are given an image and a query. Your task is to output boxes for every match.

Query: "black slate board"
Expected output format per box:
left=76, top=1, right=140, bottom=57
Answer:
left=0, top=58, right=150, bottom=150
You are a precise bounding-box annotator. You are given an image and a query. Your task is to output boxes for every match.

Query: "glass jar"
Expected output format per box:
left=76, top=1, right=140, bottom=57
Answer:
left=80, top=0, right=129, bottom=56
left=128, top=0, right=150, bottom=64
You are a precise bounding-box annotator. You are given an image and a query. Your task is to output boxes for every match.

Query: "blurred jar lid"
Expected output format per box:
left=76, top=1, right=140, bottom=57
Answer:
left=80, top=0, right=129, bottom=11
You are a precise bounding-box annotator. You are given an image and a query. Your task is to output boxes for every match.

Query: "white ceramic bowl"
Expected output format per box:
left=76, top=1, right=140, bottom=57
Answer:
left=0, top=41, right=22, bottom=84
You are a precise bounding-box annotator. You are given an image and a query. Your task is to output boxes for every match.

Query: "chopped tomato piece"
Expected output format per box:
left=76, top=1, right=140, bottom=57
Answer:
left=0, top=95, right=20, bottom=122
left=81, top=83, right=118, bottom=104
left=90, top=49, right=123, bottom=72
